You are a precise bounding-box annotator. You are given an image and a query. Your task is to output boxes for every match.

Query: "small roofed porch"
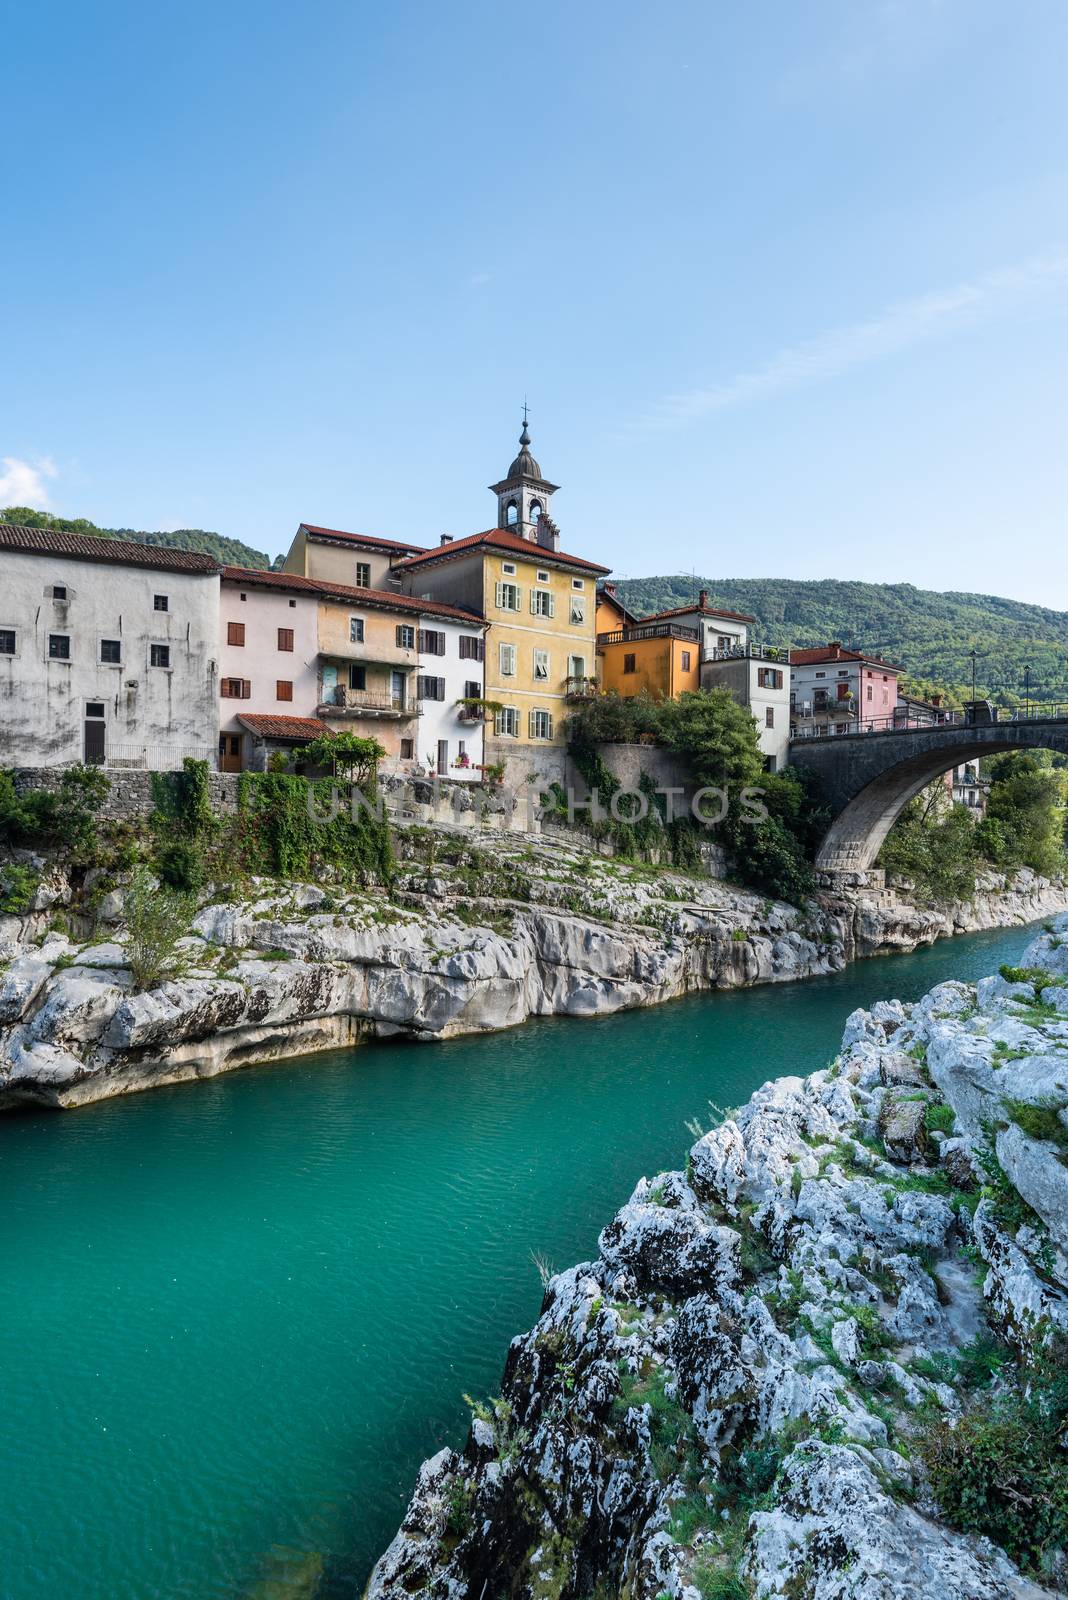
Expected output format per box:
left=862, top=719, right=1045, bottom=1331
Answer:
left=232, top=713, right=331, bottom=772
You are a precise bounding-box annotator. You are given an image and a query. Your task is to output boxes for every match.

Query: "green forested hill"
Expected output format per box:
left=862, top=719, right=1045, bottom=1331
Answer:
left=0, top=506, right=272, bottom=571
left=613, top=575, right=1068, bottom=706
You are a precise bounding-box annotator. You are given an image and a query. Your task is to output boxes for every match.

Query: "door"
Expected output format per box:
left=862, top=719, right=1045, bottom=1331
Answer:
left=219, top=733, right=243, bottom=772
left=83, top=717, right=105, bottom=764
left=391, top=669, right=406, bottom=710
left=436, top=739, right=448, bottom=775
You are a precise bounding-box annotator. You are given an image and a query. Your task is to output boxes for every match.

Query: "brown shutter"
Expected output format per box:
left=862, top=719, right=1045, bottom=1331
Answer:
left=277, top=628, right=294, bottom=652
left=276, top=680, right=293, bottom=702
left=227, top=621, right=245, bottom=646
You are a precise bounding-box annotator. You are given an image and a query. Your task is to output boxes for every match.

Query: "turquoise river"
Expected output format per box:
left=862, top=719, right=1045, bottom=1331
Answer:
left=0, top=922, right=1046, bottom=1598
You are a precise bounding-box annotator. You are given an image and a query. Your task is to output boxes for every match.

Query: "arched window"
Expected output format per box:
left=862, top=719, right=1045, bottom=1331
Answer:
left=530, top=501, right=541, bottom=524
left=505, top=500, right=518, bottom=526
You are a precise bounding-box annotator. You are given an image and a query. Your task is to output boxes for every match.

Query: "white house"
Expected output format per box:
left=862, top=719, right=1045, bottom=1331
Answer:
left=0, top=523, right=220, bottom=769
left=790, top=644, right=903, bottom=737
left=414, top=612, right=488, bottom=780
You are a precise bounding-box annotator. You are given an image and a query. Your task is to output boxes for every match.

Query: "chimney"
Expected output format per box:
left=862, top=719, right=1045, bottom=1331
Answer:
left=698, top=588, right=709, bottom=609
left=440, top=534, right=453, bottom=545
left=931, top=693, right=942, bottom=707
left=603, top=581, right=616, bottom=596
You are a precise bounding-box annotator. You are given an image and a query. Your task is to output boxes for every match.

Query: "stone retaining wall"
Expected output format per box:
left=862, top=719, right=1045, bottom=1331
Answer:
left=12, top=768, right=243, bottom=819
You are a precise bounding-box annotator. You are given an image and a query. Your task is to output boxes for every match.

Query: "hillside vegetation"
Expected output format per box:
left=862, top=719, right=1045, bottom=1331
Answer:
left=614, top=575, right=1068, bottom=706
left=1, top=506, right=273, bottom=571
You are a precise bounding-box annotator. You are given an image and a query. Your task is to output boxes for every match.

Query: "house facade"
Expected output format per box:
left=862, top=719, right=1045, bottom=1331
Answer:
left=283, top=524, right=423, bottom=591
left=218, top=567, right=321, bottom=770
left=790, top=644, right=903, bottom=737
left=0, top=523, right=220, bottom=769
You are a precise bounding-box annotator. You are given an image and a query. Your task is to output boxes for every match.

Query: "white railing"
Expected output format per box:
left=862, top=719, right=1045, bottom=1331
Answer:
left=105, top=744, right=216, bottom=771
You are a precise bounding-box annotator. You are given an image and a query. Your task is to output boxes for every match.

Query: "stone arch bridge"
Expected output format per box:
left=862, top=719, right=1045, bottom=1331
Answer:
left=787, top=712, right=1068, bottom=874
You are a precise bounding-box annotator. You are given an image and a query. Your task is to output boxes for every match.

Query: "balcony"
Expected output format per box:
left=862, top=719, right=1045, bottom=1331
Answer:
left=565, top=674, right=600, bottom=702
left=704, top=642, right=790, bottom=664
left=317, top=682, right=417, bottom=720
left=596, top=622, right=699, bottom=647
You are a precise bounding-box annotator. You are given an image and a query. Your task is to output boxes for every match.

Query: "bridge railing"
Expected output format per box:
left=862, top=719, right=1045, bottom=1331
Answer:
left=790, top=704, right=1068, bottom=740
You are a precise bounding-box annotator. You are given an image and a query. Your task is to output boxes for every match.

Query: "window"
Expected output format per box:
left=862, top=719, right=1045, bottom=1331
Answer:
left=348, top=664, right=367, bottom=691
left=530, top=589, right=554, bottom=618
left=151, top=644, right=171, bottom=668
left=289, top=599, right=296, bottom=608
left=765, top=707, right=775, bottom=729
left=458, top=739, right=466, bottom=758
left=623, top=652, right=636, bottom=674
left=436, top=740, right=448, bottom=776
left=417, top=628, right=445, bottom=656
left=227, top=621, right=245, bottom=646
left=0, top=629, right=15, bottom=654
left=349, top=616, right=365, bottom=644
left=417, top=675, right=445, bottom=701
left=496, top=581, right=521, bottom=611
left=681, top=650, right=691, bottom=671
left=100, top=639, right=122, bottom=664
left=717, top=635, right=732, bottom=651
left=495, top=706, right=519, bottom=737
left=459, top=634, right=484, bottom=660
left=48, top=634, right=70, bottom=660
left=568, top=655, right=586, bottom=679
left=52, top=584, right=67, bottom=601
left=866, top=684, right=873, bottom=702
left=153, top=594, right=168, bottom=612
left=240, top=592, right=247, bottom=602
left=529, top=708, right=554, bottom=740
left=499, top=642, right=516, bottom=677
left=277, top=627, right=294, bottom=652
left=464, top=679, right=481, bottom=699
left=569, top=595, right=586, bottom=625
left=276, top=680, right=293, bottom=702
left=533, top=648, right=549, bottom=680
left=355, top=562, right=371, bottom=588
left=505, top=503, right=518, bottom=527
left=572, top=578, right=584, bottom=591
left=502, top=561, right=517, bottom=575
left=221, top=677, right=251, bottom=699
left=396, top=624, right=416, bottom=649
left=400, top=738, right=414, bottom=760
left=536, top=570, right=550, bottom=584
left=757, top=667, right=783, bottom=690
left=530, top=502, right=541, bottom=524
left=815, top=671, right=826, bottom=679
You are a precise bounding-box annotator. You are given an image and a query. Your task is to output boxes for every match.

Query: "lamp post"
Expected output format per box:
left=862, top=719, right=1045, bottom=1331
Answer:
left=1024, top=663, right=1031, bottom=720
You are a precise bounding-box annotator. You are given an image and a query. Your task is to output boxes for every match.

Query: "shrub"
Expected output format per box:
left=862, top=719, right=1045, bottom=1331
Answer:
left=916, top=1343, right=1068, bottom=1571
left=123, top=868, right=195, bottom=991
left=0, top=765, right=110, bottom=862
left=154, top=838, right=205, bottom=895
left=0, top=862, right=39, bottom=915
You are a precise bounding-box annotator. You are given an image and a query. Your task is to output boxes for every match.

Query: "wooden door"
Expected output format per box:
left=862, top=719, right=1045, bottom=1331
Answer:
left=219, top=733, right=243, bottom=773
left=83, top=719, right=105, bottom=764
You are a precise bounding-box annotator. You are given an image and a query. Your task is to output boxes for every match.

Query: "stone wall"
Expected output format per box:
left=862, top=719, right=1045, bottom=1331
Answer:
left=12, top=767, right=243, bottom=819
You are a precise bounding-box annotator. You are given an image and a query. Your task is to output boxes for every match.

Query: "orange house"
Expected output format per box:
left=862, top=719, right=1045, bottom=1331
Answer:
left=596, top=583, right=701, bottom=700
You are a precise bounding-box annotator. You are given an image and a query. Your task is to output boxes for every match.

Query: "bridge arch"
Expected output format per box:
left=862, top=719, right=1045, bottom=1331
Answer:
left=786, top=719, right=1068, bottom=874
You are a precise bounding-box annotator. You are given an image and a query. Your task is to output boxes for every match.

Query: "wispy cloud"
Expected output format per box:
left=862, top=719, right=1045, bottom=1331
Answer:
left=469, top=271, right=492, bottom=288
left=0, top=455, right=58, bottom=508
left=643, top=251, right=1068, bottom=429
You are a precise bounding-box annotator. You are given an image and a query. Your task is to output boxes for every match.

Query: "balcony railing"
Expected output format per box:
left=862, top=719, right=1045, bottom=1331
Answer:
left=704, top=643, right=791, bottom=663
left=596, top=623, right=699, bottom=646
left=317, top=682, right=416, bottom=718
left=565, top=674, right=599, bottom=701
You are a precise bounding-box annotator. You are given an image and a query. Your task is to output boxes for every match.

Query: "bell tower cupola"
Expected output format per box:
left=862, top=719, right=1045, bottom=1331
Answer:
left=489, top=406, right=560, bottom=550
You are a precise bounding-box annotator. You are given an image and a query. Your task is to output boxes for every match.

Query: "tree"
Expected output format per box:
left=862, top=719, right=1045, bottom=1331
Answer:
left=977, top=753, right=1067, bottom=878
left=293, top=732, right=386, bottom=787
left=123, top=868, right=195, bottom=992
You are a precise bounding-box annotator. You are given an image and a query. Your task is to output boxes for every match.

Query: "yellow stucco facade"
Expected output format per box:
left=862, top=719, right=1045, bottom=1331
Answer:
left=315, top=595, right=420, bottom=760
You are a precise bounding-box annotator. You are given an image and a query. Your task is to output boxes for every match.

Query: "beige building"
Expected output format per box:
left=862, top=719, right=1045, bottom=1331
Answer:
left=283, top=524, right=423, bottom=591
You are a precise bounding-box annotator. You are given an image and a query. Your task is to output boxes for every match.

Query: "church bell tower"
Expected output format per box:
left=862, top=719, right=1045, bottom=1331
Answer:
left=489, top=408, right=560, bottom=550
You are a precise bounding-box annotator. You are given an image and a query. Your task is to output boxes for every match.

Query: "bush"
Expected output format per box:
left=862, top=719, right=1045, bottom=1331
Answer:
left=0, top=862, right=39, bottom=914
left=154, top=838, right=205, bottom=895
left=916, top=1343, right=1068, bottom=1571
left=123, top=868, right=196, bottom=991
left=0, top=765, right=110, bottom=862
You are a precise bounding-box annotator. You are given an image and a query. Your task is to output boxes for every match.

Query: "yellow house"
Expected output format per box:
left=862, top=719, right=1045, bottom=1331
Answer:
left=397, top=528, right=608, bottom=765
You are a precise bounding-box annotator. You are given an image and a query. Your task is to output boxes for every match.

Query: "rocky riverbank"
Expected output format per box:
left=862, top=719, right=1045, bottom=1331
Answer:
left=1, top=829, right=1066, bottom=1111
left=367, top=916, right=1068, bottom=1599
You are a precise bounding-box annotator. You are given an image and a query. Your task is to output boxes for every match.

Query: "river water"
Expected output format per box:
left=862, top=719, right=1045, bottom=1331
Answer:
left=0, top=922, right=1045, bottom=1598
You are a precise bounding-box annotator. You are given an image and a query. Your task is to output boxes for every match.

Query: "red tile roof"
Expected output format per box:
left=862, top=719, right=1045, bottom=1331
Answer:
left=237, top=714, right=328, bottom=741
left=790, top=644, right=903, bottom=671
left=222, top=565, right=485, bottom=625
left=397, top=527, right=611, bottom=576
left=641, top=600, right=755, bottom=626
left=0, top=522, right=220, bottom=574
left=299, top=523, right=426, bottom=554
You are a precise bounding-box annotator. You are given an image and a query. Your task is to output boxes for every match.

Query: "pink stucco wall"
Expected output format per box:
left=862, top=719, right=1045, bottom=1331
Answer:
left=218, top=580, right=320, bottom=738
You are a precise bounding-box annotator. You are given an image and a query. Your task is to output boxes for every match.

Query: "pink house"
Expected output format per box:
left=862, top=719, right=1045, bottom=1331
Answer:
left=218, top=568, right=321, bottom=770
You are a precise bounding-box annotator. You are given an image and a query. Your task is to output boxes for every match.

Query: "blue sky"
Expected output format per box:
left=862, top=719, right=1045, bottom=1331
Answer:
left=3, top=0, right=1068, bottom=609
